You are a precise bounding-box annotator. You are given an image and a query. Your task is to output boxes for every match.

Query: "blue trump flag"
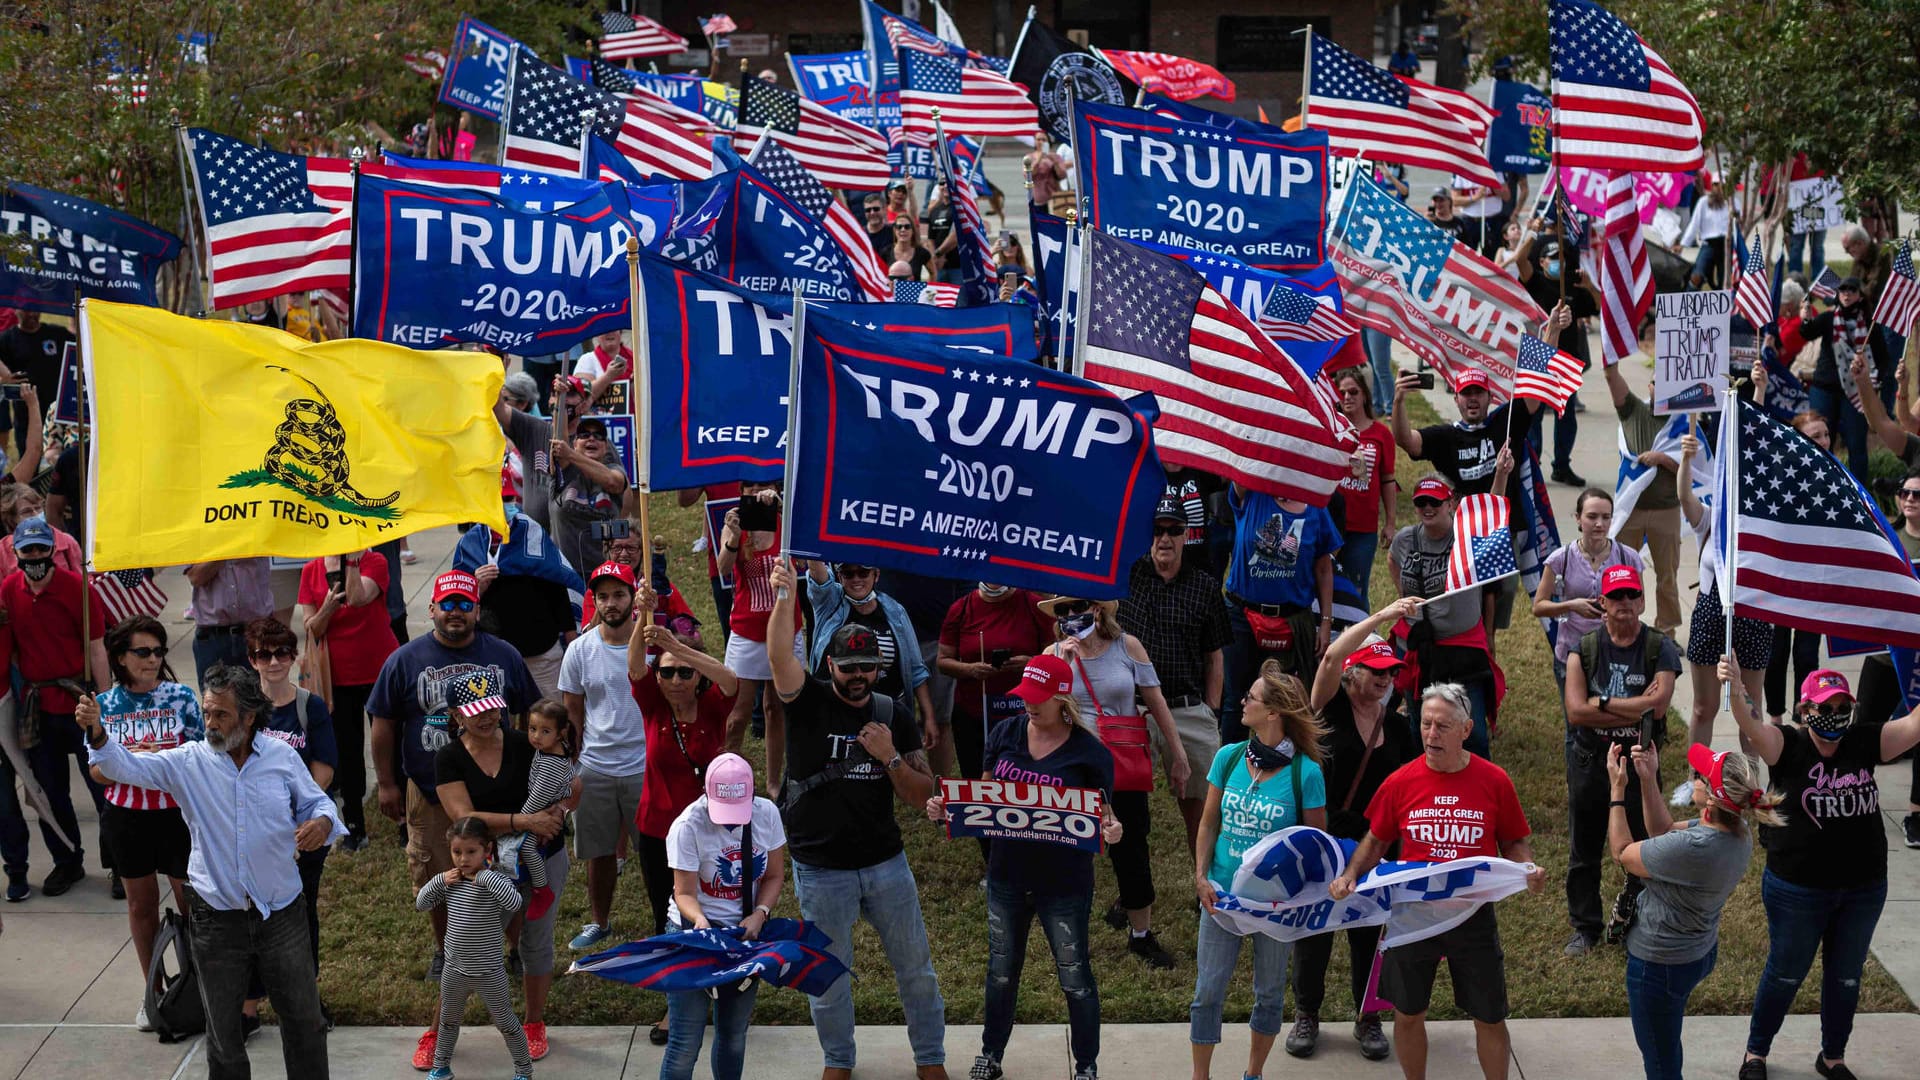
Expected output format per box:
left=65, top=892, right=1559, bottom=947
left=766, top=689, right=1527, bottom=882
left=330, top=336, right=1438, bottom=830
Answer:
left=787, top=315, right=1163, bottom=598
left=789, top=52, right=875, bottom=123
left=572, top=918, right=849, bottom=996
left=639, top=251, right=1037, bottom=491
left=668, top=164, right=867, bottom=302
left=1030, top=204, right=1075, bottom=358
left=1487, top=79, right=1552, bottom=174
left=1072, top=98, right=1329, bottom=272
left=438, top=16, right=533, bottom=120
left=351, top=174, right=643, bottom=352
left=0, top=183, right=180, bottom=314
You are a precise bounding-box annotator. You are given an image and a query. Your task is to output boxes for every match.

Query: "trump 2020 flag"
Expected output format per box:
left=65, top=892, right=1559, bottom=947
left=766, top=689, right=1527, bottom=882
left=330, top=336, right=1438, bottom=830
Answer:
left=573, top=918, right=848, bottom=996
left=80, top=300, right=506, bottom=570
left=1447, top=494, right=1517, bottom=594
left=0, top=183, right=181, bottom=315
left=787, top=312, right=1161, bottom=599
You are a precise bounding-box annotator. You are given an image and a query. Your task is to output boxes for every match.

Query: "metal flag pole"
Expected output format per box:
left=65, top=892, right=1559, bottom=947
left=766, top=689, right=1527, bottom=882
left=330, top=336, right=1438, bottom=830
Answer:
left=1719, top=385, right=1740, bottom=717
left=777, top=288, right=806, bottom=600
left=498, top=46, right=520, bottom=163
left=344, top=146, right=363, bottom=335
left=171, top=116, right=212, bottom=315
left=1298, top=25, right=1314, bottom=130
left=72, top=291, right=92, bottom=686
left=578, top=108, right=598, bottom=181
left=1008, top=6, right=1037, bottom=90
left=1069, top=207, right=1090, bottom=378
left=626, top=235, right=652, bottom=554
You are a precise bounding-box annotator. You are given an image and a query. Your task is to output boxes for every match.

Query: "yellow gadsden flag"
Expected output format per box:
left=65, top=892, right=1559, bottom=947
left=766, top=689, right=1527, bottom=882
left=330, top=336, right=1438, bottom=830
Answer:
left=81, top=299, right=507, bottom=570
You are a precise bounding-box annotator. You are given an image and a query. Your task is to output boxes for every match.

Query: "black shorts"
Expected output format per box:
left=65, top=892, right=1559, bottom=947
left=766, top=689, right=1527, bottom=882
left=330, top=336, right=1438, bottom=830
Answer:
left=1378, top=904, right=1509, bottom=1023
left=102, top=804, right=191, bottom=880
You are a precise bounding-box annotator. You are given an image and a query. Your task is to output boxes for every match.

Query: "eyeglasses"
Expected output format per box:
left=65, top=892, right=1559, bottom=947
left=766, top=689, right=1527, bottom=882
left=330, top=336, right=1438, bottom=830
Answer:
left=248, top=647, right=295, bottom=662
left=831, top=659, right=881, bottom=674
left=125, top=646, right=169, bottom=660
left=1052, top=600, right=1093, bottom=616
left=436, top=598, right=476, bottom=612
left=657, top=666, right=699, bottom=681
left=1412, top=497, right=1445, bottom=509
left=1152, top=524, right=1186, bottom=538
left=1606, top=590, right=1643, bottom=602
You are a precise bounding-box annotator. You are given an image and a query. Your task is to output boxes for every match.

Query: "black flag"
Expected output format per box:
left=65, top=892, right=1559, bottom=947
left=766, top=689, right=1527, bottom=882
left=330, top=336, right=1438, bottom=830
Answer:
left=1007, top=15, right=1138, bottom=144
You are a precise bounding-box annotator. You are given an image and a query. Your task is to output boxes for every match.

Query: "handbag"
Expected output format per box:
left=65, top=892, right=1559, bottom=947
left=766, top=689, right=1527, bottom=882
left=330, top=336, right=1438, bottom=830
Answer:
left=1075, top=654, right=1153, bottom=793
left=1242, top=607, right=1296, bottom=653
left=299, top=628, right=335, bottom=711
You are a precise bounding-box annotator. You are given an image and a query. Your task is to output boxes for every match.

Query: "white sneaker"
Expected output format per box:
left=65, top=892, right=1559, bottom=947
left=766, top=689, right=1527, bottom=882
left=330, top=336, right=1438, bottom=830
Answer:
left=135, top=1004, right=153, bottom=1032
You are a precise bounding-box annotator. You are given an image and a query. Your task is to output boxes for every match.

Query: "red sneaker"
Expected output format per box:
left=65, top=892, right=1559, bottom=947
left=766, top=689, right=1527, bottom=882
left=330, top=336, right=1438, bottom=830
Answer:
left=411, top=1029, right=437, bottom=1071
left=524, top=1021, right=549, bottom=1061
left=526, top=885, right=555, bottom=922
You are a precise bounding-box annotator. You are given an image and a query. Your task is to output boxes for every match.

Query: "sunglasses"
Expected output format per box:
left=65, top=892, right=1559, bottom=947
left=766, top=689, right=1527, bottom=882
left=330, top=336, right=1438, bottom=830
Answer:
left=1152, top=524, right=1187, bottom=538
left=436, top=598, right=476, bottom=612
left=865, top=206, right=883, bottom=214
left=1900, top=489, right=1920, bottom=499
left=125, top=645, right=169, bottom=660
left=657, top=666, right=699, bottom=681
left=1052, top=600, right=1093, bottom=616
left=1606, top=590, right=1643, bottom=601
left=248, top=647, right=295, bottom=662
left=1412, top=497, right=1445, bottom=509
left=831, top=659, right=881, bottom=674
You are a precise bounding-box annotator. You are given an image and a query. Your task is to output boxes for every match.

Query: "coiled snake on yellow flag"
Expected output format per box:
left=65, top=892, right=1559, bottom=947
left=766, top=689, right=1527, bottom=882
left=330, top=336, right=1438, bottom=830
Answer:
left=262, top=365, right=399, bottom=509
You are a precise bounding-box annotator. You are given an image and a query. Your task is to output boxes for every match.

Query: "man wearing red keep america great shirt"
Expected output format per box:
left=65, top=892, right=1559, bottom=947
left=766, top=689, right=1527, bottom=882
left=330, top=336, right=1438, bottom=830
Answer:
left=1329, top=681, right=1545, bottom=1080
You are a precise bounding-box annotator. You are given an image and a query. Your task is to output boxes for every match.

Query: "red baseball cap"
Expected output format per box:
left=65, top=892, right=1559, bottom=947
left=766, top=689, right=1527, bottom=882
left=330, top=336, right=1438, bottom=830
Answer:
left=1344, top=639, right=1405, bottom=672
left=1412, top=476, right=1453, bottom=501
left=1451, top=369, right=1492, bottom=393
left=431, top=570, right=479, bottom=603
left=1799, top=668, right=1852, bottom=704
left=1687, top=743, right=1759, bottom=810
left=1600, top=564, right=1643, bottom=596
left=1011, top=654, right=1074, bottom=705
left=587, top=560, right=636, bottom=590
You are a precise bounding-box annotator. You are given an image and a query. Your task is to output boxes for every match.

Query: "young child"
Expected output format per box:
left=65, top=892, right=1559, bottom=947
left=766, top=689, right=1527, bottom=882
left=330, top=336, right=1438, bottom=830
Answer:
left=512, top=698, right=580, bottom=920
left=415, top=816, right=531, bottom=1080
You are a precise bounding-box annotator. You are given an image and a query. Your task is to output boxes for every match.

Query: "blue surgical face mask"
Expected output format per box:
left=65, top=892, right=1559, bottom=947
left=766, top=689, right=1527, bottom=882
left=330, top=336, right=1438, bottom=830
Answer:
left=1546, top=259, right=1562, bottom=279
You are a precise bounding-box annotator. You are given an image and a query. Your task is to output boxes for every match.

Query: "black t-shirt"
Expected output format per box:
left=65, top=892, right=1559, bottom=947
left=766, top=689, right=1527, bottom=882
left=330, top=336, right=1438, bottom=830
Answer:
left=434, top=727, right=536, bottom=815
left=1428, top=215, right=1466, bottom=240
left=1763, top=723, right=1888, bottom=889
left=0, top=323, right=74, bottom=406
left=1575, top=626, right=1681, bottom=748
left=478, top=574, right=575, bottom=658
left=1320, top=691, right=1417, bottom=841
left=1521, top=238, right=1599, bottom=361
left=982, top=717, right=1113, bottom=896
left=924, top=205, right=954, bottom=249
left=781, top=676, right=923, bottom=870
left=1163, top=471, right=1217, bottom=551
left=1415, top=406, right=1527, bottom=529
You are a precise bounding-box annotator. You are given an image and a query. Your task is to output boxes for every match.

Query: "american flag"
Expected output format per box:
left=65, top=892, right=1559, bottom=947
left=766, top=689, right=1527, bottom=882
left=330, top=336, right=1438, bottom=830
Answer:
left=588, top=61, right=723, bottom=134
left=735, top=75, right=890, bottom=191
left=1079, top=230, right=1353, bottom=503
left=1446, top=494, right=1518, bottom=594
left=93, top=569, right=169, bottom=627
left=939, top=135, right=997, bottom=308
left=1732, top=232, right=1775, bottom=330
left=1306, top=35, right=1502, bottom=189
left=1328, top=171, right=1543, bottom=395
left=745, top=139, right=891, bottom=302
left=1549, top=0, right=1704, bottom=171
left=182, top=128, right=351, bottom=310
left=503, top=59, right=714, bottom=181
left=1598, top=169, right=1651, bottom=367
left=893, top=280, right=958, bottom=306
left=1553, top=188, right=1587, bottom=252
left=1872, top=242, right=1920, bottom=338
left=1723, top=396, right=1920, bottom=649
left=598, top=12, right=687, bottom=60
left=1415, top=80, right=1496, bottom=147
left=1513, top=333, right=1585, bottom=415
left=699, top=14, right=737, bottom=37
left=403, top=50, right=447, bottom=80
left=898, top=48, right=1038, bottom=139
left=1808, top=265, right=1843, bottom=301
left=1258, top=284, right=1360, bottom=343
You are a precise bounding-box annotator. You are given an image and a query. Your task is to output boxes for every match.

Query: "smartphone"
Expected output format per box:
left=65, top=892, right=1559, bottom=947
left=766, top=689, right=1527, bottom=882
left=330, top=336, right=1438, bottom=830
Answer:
left=590, top=518, right=631, bottom=541
left=998, top=265, right=1020, bottom=281
left=325, top=568, right=347, bottom=593
left=1415, top=372, right=1436, bottom=390
left=0, top=383, right=19, bottom=402
left=739, top=497, right=779, bottom=533
left=989, top=648, right=1012, bottom=667
left=1639, top=709, right=1661, bottom=750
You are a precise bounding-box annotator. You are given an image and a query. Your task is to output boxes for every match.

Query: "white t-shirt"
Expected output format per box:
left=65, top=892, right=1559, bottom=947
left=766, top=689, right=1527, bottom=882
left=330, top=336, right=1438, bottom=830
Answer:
left=1451, top=174, right=1502, bottom=219
left=573, top=346, right=624, bottom=379
left=558, top=628, right=647, bottom=776
left=666, top=795, right=787, bottom=928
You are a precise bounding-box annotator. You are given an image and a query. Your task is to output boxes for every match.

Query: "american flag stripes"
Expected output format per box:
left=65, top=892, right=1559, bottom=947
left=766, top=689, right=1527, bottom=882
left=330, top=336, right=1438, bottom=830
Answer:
left=598, top=12, right=687, bottom=61
left=1306, top=35, right=1502, bottom=189
left=182, top=128, right=351, bottom=309
left=1079, top=231, right=1353, bottom=503
left=1724, top=396, right=1920, bottom=649
left=940, top=135, right=998, bottom=308
left=1258, top=285, right=1360, bottom=343
left=1513, top=333, right=1585, bottom=415
left=1446, top=494, right=1518, bottom=594
left=1872, top=242, right=1920, bottom=338
left=1808, top=265, right=1843, bottom=301
left=699, top=14, right=737, bottom=37
left=503, top=59, right=713, bottom=181
left=1732, top=232, right=1775, bottom=330
left=745, top=139, right=891, bottom=302
left=1553, top=188, right=1587, bottom=252
left=735, top=75, right=890, bottom=191
left=403, top=51, right=447, bottom=81
left=93, top=569, right=169, bottom=628
left=893, top=280, right=958, bottom=306
left=1599, top=170, right=1651, bottom=367
left=898, top=49, right=1038, bottom=139
left=1549, top=0, right=1704, bottom=172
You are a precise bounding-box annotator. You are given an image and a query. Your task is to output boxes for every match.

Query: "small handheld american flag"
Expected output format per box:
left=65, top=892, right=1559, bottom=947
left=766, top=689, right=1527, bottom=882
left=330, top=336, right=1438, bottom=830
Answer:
left=1513, top=334, right=1585, bottom=415
left=1732, top=232, right=1774, bottom=330
left=1258, top=285, right=1359, bottom=343
left=1445, top=494, right=1518, bottom=595
left=1872, top=242, right=1920, bottom=339
left=1807, top=266, right=1842, bottom=301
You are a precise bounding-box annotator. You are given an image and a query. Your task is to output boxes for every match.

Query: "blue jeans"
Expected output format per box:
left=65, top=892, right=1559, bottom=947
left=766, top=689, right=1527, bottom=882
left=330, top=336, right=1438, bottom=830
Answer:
left=793, top=851, right=945, bottom=1069
left=1191, top=911, right=1291, bottom=1044
left=1808, top=384, right=1870, bottom=481
left=661, top=982, right=759, bottom=1080
left=1338, top=529, right=1380, bottom=606
left=1626, top=945, right=1716, bottom=1079
left=1362, top=327, right=1395, bottom=416
left=192, top=628, right=250, bottom=686
left=984, top=881, right=1098, bottom=1070
left=25, top=713, right=104, bottom=870
left=1787, top=228, right=1826, bottom=278
left=1747, top=870, right=1888, bottom=1060
left=1525, top=400, right=1578, bottom=474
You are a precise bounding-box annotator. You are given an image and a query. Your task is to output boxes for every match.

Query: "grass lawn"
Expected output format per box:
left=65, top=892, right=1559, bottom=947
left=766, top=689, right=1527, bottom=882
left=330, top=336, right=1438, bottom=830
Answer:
left=312, top=391, right=1912, bottom=1029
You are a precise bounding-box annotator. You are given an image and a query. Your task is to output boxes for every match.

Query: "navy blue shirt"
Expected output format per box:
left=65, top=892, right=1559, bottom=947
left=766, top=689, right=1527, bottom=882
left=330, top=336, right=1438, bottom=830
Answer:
left=1225, top=488, right=1340, bottom=608
left=263, top=690, right=338, bottom=772
left=368, top=632, right=538, bottom=802
left=982, top=717, right=1113, bottom=897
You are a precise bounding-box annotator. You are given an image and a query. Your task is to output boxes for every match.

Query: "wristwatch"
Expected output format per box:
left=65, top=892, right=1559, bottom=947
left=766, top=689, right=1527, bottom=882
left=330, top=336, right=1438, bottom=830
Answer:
left=885, top=754, right=904, bottom=771
left=1599, top=695, right=1612, bottom=713
left=752, top=904, right=772, bottom=918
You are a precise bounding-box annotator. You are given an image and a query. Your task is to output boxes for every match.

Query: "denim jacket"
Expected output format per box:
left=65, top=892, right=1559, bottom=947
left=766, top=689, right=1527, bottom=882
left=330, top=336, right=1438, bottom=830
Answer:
left=806, top=576, right=930, bottom=690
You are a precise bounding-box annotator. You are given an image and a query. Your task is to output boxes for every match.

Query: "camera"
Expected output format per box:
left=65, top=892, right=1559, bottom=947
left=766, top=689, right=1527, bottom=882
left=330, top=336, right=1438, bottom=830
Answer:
left=590, top=519, right=631, bottom=541
left=739, top=495, right=780, bottom=533
left=0, top=382, right=20, bottom=402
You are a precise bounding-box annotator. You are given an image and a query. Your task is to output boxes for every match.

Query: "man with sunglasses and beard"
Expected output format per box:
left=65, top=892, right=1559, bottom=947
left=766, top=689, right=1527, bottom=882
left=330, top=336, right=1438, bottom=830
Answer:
left=370, top=571, right=539, bottom=994
left=766, top=559, right=948, bottom=1080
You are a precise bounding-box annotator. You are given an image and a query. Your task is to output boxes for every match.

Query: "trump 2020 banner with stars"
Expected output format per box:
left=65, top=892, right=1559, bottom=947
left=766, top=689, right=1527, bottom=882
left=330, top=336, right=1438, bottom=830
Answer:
left=786, top=313, right=1162, bottom=598
left=641, top=252, right=1038, bottom=490
left=1072, top=99, right=1329, bottom=273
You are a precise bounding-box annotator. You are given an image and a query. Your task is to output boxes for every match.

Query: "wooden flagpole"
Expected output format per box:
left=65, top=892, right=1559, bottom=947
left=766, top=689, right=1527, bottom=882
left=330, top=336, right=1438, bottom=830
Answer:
left=626, top=235, right=651, bottom=558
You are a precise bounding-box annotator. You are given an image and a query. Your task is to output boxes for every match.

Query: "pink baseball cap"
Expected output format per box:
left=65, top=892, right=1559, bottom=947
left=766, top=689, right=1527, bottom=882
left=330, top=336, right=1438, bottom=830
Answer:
left=1011, top=654, right=1074, bottom=705
left=1799, top=669, right=1852, bottom=705
left=704, top=752, right=756, bottom=825
left=1600, top=564, right=1643, bottom=596
left=1344, top=639, right=1405, bottom=672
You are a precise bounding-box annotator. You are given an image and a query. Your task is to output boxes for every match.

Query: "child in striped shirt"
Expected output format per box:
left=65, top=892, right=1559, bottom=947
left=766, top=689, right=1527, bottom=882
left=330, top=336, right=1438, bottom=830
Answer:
left=512, top=699, right=580, bottom=920
left=415, top=816, right=530, bottom=1080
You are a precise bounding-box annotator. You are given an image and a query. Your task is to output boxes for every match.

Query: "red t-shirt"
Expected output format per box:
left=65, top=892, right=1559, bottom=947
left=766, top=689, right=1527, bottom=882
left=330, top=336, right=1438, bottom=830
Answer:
left=631, top=671, right=735, bottom=837
left=295, top=553, right=401, bottom=686
left=1364, top=754, right=1530, bottom=862
left=728, top=534, right=781, bottom=642
left=1339, top=420, right=1397, bottom=534
left=939, top=589, right=1055, bottom=723
left=1, top=568, right=106, bottom=713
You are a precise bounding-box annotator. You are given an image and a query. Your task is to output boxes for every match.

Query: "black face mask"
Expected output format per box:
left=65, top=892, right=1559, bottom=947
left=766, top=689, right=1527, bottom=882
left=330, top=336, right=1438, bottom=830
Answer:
left=18, top=556, right=52, bottom=582
left=1245, top=734, right=1294, bottom=772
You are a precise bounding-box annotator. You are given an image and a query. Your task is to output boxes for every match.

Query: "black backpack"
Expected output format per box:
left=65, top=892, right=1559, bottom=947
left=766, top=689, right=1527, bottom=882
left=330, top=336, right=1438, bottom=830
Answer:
left=144, top=908, right=205, bottom=1043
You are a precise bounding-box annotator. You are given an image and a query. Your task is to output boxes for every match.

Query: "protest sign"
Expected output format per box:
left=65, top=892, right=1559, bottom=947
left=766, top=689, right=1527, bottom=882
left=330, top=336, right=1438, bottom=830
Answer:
left=51, top=343, right=86, bottom=427
left=1558, top=167, right=1684, bottom=227
left=1653, top=290, right=1731, bottom=415
left=438, top=17, right=529, bottom=120
left=1488, top=80, right=1552, bottom=174
left=787, top=315, right=1161, bottom=598
left=940, top=778, right=1104, bottom=853
left=0, top=184, right=180, bottom=315
left=1074, top=99, right=1329, bottom=272
left=1788, top=177, right=1845, bottom=235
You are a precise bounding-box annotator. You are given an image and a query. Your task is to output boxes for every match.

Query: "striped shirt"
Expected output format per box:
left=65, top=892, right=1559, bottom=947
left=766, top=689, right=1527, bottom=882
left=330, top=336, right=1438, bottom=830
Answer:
left=96, top=682, right=203, bottom=810
left=415, top=869, right=523, bottom=975
left=519, top=751, right=576, bottom=816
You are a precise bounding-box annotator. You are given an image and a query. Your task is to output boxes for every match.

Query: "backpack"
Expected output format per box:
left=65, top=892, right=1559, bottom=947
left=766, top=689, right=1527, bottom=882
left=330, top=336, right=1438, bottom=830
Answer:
left=292, top=686, right=314, bottom=732
left=143, top=908, right=205, bottom=1043
left=1575, top=625, right=1668, bottom=746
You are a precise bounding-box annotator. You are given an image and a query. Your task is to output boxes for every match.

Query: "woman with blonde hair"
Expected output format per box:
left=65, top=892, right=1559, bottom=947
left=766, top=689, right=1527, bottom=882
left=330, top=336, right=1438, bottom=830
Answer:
left=1191, top=659, right=1329, bottom=1080
left=1608, top=736, right=1780, bottom=1080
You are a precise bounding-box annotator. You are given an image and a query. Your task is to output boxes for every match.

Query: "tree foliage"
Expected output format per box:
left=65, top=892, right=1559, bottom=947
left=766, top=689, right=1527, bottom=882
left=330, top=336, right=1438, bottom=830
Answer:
left=1454, top=0, right=1920, bottom=212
